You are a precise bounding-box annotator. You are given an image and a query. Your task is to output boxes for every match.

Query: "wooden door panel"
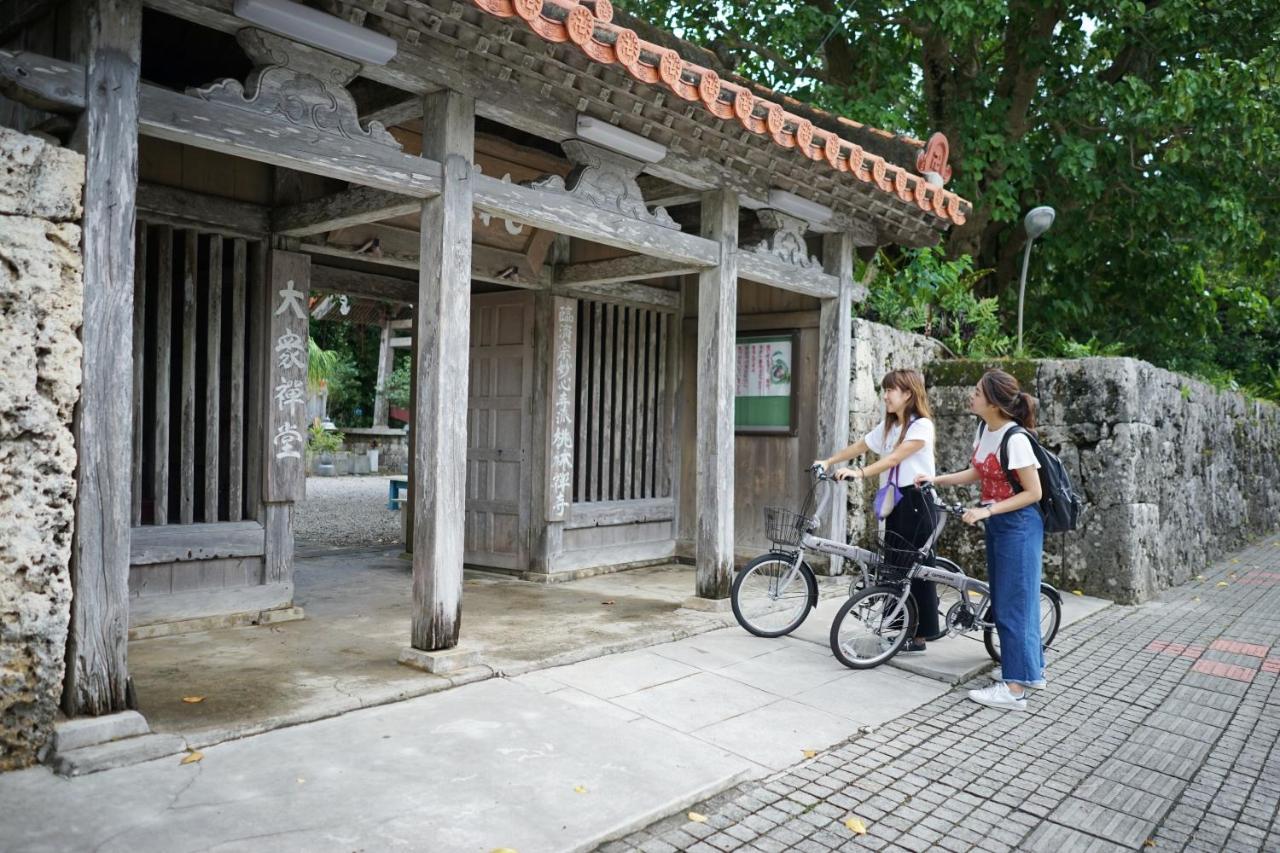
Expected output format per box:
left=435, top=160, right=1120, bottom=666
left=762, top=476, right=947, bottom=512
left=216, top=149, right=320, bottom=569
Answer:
left=464, top=291, right=533, bottom=570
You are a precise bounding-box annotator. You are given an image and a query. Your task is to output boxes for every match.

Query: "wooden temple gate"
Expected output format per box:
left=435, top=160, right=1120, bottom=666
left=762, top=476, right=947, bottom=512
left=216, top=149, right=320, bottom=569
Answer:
left=0, top=0, right=968, bottom=716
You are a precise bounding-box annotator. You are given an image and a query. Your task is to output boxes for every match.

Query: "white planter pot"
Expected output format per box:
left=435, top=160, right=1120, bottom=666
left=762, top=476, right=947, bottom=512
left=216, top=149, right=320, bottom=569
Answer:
left=367, top=448, right=380, bottom=472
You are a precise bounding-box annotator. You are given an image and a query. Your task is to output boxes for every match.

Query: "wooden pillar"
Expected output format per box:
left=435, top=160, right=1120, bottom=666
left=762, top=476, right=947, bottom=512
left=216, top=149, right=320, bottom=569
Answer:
left=409, top=90, right=474, bottom=653
left=63, top=0, right=141, bottom=717
left=372, top=313, right=393, bottom=428
left=817, top=232, right=855, bottom=547
left=262, top=250, right=310, bottom=596
left=694, top=190, right=738, bottom=601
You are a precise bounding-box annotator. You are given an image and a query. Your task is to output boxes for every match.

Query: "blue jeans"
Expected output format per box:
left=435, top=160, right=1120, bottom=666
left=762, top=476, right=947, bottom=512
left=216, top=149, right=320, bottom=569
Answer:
left=985, top=505, right=1044, bottom=686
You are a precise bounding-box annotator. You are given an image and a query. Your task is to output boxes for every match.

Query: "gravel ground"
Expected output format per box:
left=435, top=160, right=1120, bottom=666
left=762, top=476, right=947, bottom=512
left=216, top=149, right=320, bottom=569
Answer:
left=295, top=475, right=404, bottom=548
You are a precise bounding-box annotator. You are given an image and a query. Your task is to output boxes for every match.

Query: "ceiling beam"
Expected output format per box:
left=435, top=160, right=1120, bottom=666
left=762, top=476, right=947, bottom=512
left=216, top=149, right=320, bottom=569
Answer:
left=555, top=254, right=697, bottom=287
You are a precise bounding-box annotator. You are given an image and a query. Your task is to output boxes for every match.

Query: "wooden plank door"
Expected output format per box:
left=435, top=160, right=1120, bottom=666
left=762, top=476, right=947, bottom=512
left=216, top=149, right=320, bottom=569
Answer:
left=465, top=292, right=534, bottom=571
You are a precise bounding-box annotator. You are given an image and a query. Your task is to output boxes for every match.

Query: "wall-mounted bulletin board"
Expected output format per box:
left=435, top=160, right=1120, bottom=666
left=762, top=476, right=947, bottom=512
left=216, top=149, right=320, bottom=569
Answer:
left=734, top=331, right=798, bottom=436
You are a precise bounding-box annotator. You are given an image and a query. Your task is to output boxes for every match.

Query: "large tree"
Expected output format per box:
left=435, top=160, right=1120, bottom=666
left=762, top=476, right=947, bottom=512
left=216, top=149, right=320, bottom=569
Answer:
left=621, top=0, right=1280, bottom=391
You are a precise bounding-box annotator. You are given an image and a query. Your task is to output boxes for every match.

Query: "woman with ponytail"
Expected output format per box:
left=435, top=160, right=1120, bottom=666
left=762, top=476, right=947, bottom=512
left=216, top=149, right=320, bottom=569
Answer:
left=816, top=369, right=939, bottom=652
left=915, top=369, right=1044, bottom=712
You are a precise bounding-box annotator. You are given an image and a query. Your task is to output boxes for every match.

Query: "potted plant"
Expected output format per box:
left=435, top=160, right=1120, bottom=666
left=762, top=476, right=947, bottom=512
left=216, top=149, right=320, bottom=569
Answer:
left=308, top=420, right=344, bottom=476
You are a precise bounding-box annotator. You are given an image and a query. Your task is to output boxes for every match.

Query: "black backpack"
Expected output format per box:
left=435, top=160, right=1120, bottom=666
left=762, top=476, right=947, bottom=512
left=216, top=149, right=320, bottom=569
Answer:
left=982, top=424, right=1083, bottom=533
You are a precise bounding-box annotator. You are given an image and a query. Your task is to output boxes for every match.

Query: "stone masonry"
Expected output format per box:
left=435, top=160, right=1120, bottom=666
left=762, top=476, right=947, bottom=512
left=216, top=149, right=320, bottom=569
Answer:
left=844, top=320, right=1280, bottom=604
left=0, top=127, right=85, bottom=769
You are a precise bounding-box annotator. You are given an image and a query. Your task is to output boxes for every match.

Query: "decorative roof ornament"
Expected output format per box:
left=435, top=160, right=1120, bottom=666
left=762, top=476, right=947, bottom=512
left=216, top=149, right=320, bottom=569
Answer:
left=916, top=132, right=952, bottom=185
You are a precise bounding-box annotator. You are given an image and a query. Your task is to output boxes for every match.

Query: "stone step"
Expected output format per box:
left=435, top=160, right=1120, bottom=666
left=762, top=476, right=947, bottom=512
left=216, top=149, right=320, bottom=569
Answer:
left=51, top=733, right=188, bottom=777
left=52, top=710, right=150, bottom=753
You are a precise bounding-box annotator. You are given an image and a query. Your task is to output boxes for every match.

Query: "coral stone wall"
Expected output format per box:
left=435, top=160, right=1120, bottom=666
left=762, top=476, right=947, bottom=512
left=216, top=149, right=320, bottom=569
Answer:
left=0, top=128, right=84, bottom=769
left=848, top=322, right=1280, bottom=604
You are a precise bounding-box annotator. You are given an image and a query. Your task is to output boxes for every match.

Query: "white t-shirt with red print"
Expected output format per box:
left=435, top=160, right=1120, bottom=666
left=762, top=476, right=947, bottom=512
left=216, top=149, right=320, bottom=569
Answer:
left=972, top=422, right=1040, bottom=504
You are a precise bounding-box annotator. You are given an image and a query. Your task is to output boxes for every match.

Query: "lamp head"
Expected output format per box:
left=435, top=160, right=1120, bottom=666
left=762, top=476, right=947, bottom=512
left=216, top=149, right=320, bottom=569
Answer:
left=1024, top=206, right=1055, bottom=240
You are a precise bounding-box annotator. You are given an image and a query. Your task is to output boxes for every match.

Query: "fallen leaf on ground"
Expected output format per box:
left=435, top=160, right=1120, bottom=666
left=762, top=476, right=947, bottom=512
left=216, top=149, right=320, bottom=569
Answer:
left=180, top=750, right=203, bottom=765
left=1196, top=575, right=1205, bottom=581
left=1144, top=839, right=1156, bottom=848
left=574, top=785, right=588, bottom=794
left=687, top=812, right=708, bottom=823
left=601, top=600, right=615, bottom=606
left=297, top=777, right=305, bottom=784
left=181, top=696, right=205, bottom=704
left=1192, top=596, right=1200, bottom=602
left=490, top=848, right=519, bottom=853
left=1216, top=581, right=1229, bottom=587
left=802, top=749, right=818, bottom=759
left=1071, top=590, right=1083, bottom=596
left=844, top=817, right=867, bottom=835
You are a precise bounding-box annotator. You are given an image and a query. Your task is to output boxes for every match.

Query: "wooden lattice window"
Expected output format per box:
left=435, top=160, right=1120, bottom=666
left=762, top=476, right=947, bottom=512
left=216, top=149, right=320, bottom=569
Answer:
left=131, top=223, right=263, bottom=525
left=573, top=300, right=672, bottom=503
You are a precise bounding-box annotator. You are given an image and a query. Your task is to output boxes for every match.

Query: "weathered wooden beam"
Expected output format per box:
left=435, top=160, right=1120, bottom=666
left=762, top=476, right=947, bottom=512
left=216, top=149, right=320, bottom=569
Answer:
left=272, top=185, right=420, bottom=237
left=410, top=89, right=474, bottom=653
left=129, top=520, right=265, bottom=565
left=204, top=236, right=223, bottom=522
left=552, top=281, right=679, bottom=312
left=301, top=239, right=550, bottom=290
left=64, top=0, right=141, bottom=719
left=694, top=190, right=738, bottom=601
left=130, top=225, right=146, bottom=527
left=227, top=238, right=246, bottom=521
left=0, top=48, right=445, bottom=196
left=737, top=250, right=840, bottom=300
left=137, top=183, right=269, bottom=239
left=473, top=173, right=719, bottom=267
left=816, top=232, right=855, bottom=546
left=555, top=254, right=697, bottom=287
left=389, top=336, right=412, bottom=349
left=309, top=263, right=416, bottom=304
left=179, top=229, right=197, bottom=525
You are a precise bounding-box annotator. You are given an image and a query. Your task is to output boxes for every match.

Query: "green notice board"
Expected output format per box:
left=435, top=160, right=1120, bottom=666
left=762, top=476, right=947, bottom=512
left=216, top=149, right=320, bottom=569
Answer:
left=734, top=332, right=797, bottom=435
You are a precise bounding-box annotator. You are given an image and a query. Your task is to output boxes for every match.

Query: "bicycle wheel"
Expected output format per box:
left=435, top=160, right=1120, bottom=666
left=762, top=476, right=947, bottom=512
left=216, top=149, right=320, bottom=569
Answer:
left=921, top=557, right=963, bottom=643
left=829, top=586, right=917, bottom=669
left=731, top=552, right=814, bottom=638
left=983, top=584, right=1062, bottom=663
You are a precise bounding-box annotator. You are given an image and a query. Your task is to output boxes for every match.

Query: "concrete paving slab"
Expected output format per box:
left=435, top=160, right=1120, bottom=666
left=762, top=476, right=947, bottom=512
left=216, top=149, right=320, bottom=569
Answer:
left=690, top=699, right=860, bottom=771
left=649, top=628, right=802, bottom=671
left=0, top=678, right=756, bottom=853
left=543, top=685, right=644, bottom=722
left=790, top=667, right=950, bottom=726
left=716, top=644, right=854, bottom=697
left=539, top=649, right=701, bottom=699
left=612, top=671, right=778, bottom=732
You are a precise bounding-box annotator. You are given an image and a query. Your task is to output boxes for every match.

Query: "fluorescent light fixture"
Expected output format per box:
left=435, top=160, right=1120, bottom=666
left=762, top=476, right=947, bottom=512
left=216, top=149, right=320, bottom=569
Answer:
left=575, top=115, right=668, bottom=163
left=767, top=188, right=833, bottom=225
left=234, top=0, right=397, bottom=65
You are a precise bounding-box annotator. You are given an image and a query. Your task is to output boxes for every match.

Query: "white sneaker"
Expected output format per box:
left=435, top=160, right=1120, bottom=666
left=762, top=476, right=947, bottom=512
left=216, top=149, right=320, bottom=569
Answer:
left=991, top=668, right=1046, bottom=690
left=968, top=682, right=1028, bottom=711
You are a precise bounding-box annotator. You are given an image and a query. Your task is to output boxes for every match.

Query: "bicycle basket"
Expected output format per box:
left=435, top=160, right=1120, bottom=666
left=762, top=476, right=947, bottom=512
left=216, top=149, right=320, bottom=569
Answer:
left=763, top=506, right=816, bottom=547
left=870, top=530, right=924, bottom=583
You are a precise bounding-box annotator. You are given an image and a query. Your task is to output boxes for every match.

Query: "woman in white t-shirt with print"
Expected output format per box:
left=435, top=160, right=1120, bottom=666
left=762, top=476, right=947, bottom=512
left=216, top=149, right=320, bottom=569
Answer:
left=916, top=369, right=1045, bottom=713
left=816, top=368, right=939, bottom=653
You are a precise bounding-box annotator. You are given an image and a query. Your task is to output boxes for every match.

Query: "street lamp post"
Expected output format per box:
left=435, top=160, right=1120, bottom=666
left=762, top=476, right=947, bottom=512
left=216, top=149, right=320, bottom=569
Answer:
left=1016, top=205, right=1056, bottom=355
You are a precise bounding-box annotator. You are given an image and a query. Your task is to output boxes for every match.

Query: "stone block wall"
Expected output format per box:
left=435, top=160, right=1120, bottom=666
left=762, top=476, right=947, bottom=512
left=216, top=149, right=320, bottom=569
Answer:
left=846, top=321, right=1280, bottom=604
left=0, top=128, right=84, bottom=769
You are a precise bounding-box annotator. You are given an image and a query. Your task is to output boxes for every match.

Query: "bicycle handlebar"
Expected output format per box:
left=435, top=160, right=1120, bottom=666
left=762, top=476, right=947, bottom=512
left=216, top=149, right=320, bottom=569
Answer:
left=920, top=482, right=975, bottom=519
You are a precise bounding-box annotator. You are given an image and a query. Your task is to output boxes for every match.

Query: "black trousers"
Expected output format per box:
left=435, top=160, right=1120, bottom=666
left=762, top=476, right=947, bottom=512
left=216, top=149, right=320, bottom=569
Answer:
left=884, top=485, right=940, bottom=638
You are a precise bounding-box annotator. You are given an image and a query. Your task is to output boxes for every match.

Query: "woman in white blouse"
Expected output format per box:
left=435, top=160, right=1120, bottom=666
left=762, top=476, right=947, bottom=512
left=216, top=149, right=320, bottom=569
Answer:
left=817, top=368, right=939, bottom=653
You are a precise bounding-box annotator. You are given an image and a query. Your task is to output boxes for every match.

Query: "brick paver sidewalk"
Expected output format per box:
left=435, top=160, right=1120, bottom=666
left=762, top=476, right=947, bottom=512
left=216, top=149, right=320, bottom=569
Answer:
left=608, top=534, right=1280, bottom=852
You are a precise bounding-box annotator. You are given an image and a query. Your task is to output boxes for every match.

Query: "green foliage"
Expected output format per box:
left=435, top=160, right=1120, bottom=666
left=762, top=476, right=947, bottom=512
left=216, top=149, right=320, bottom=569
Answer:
left=309, top=319, right=384, bottom=426
left=385, top=356, right=412, bottom=411
left=865, top=248, right=1010, bottom=358
left=307, top=421, right=344, bottom=456
left=617, top=0, right=1280, bottom=399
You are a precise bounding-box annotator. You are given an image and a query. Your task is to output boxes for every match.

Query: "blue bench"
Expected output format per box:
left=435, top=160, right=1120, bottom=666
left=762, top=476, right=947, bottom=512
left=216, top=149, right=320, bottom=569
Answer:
left=387, top=476, right=408, bottom=510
